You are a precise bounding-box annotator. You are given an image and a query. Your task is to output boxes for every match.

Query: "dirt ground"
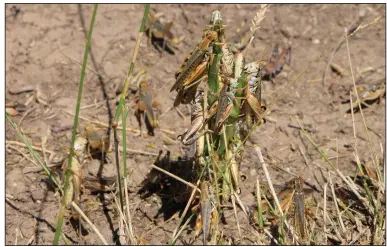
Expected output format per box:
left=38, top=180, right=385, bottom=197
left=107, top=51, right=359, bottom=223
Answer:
left=5, top=4, right=385, bottom=245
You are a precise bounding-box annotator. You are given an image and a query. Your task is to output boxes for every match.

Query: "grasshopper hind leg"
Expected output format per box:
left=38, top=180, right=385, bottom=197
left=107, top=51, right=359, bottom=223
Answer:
left=144, top=114, right=155, bottom=136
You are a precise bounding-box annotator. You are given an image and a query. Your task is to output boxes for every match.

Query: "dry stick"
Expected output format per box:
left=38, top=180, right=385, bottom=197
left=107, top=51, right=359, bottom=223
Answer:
left=172, top=214, right=194, bottom=244
left=124, top=178, right=136, bottom=244
left=112, top=192, right=130, bottom=244
left=323, top=183, right=328, bottom=245
left=231, top=193, right=242, bottom=240
left=142, top=212, right=179, bottom=239
left=254, top=146, right=283, bottom=215
left=256, top=179, right=264, bottom=229
left=296, top=118, right=370, bottom=209
left=6, top=140, right=55, bottom=155
left=345, top=26, right=382, bottom=184
left=70, top=202, right=108, bottom=245
left=254, top=146, right=298, bottom=243
left=329, top=178, right=347, bottom=237
left=263, top=229, right=279, bottom=245
left=349, top=228, right=369, bottom=245
left=170, top=178, right=200, bottom=241
left=170, top=164, right=208, bottom=242
left=41, top=127, right=50, bottom=169
left=62, top=109, right=176, bottom=135
left=321, top=16, right=379, bottom=86
left=7, top=145, right=39, bottom=167
left=151, top=164, right=201, bottom=194
left=234, top=192, right=248, bottom=217
left=57, top=41, right=100, bottom=76
left=118, top=146, right=158, bottom=156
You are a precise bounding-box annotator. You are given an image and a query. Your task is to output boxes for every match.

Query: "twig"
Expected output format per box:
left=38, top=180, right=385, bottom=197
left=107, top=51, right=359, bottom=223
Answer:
left=231, top=193, right=242, bottom=240
left=329, top=177, right=347, bottom=237
left=124, top=178, right=136, bottom=244
left=179, top=4, right=189, bottom=23
left=288, top=123, right=313, bottom=133
left=6, top=145, right=39, bottom=167
left=263, top=228, right=279, bottom=245
left=345, top=25, right=382, bottom=183
left=151, top=164, right=200, bottom=193
left=321, top=16, right=366, bottom=86
left=118, top=146, right=158, bottom=156
left=323, top=183, right=328, bottom=245
left=71, top=202, right=108, bottom=245
left=57, top=40, right=99, bottom=76
left=6, top=140, right=55, bottom=155
left=254, top=146, right=283, bottom=215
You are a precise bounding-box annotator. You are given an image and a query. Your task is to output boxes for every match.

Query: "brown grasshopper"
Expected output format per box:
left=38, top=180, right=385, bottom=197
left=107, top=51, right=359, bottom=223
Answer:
left=172, top=10, right=228, bottom=107
left=242, top=60, right=267, bottom=126
left=178, top=91, right=217, bottom=146
left=261, top=44, right=291, bottom=81
left=134, top=80, right=162, bottom=136
left=84, top=124, right=110, bottom=159
left=212, top=78, right=239, bottom=135
left=145, top=9, right=181, bottom=54
left=229, top=18, right=254, bottom=53
left=193, top=181, right=218, bottom=245
left=252, top=177, right=315, bottom=233
left=171, top=30, right=218, bottom=92
left=343, top=83, right=385, bottom=113
left=5, top=99, right=27, bottom=116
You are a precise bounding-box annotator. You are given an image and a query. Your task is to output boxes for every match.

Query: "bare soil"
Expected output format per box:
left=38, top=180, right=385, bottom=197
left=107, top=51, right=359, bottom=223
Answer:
left=5, top=4, right=385, bottom=245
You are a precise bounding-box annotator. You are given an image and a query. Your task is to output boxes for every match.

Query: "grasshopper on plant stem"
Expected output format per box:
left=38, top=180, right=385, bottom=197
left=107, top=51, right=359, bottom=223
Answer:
left=171, top=30, right=218, bottom=93
left=195, top=181, right=217, bottom=245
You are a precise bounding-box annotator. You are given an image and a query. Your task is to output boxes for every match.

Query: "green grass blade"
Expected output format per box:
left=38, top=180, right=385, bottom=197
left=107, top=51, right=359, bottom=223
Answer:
left=6, top=113, right=62, bottom=192
left=53, top=4, right=99, bottom=245
left=113, top=4, right=150, bottom=124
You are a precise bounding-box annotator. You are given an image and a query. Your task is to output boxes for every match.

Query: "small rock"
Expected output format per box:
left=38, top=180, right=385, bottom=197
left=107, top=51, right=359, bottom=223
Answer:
left=249, top=168, right=257, bottom=177
left=290, top=143, right=297, bottom=152
left=30, top=184, right=46, bottom=202
left=6, top=168, right=27, bottom=195
left=312, top=38, right=320, bottom=45
left=297, top=111, right=304, bottom=119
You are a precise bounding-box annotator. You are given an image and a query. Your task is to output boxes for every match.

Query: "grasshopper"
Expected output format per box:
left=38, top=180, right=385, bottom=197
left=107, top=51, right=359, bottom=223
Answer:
left=343, top=83, right=385, bottom=113
left=241, top=60, right=266, bottom=126
left=261, top=44, right=291, bottom=81
left=171, top=29, right=218, bottom=96
left=194, top=181, right=217, bottom=245
left=229, top=19, right=254, bottom=53
left=134, top=80, right=162, bottom=136
left=84, top=124, right=110, bottom=159
left=212, top=78, right=239, bottom=135
left=293, top=177, right=307, bottom=242
left=145, top=9, right=180, bottom=54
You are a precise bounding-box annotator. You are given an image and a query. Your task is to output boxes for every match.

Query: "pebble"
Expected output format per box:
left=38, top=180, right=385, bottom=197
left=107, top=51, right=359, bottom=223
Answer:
left=6, top=168, right=27, bottom=195
left=312, top=38, right=320, bottom=45
left=249, top=168, right=257, bottom=177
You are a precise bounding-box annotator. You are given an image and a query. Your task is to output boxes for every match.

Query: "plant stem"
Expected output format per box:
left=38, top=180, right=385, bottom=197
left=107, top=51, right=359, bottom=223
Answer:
left=53, top=4, right=99, bottom=245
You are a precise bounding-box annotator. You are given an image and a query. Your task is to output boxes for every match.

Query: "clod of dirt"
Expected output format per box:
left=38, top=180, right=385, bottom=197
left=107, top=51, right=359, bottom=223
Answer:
left=6, top=168, right=27, bottom=195
left=29, top=184, right=46, bottom=202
